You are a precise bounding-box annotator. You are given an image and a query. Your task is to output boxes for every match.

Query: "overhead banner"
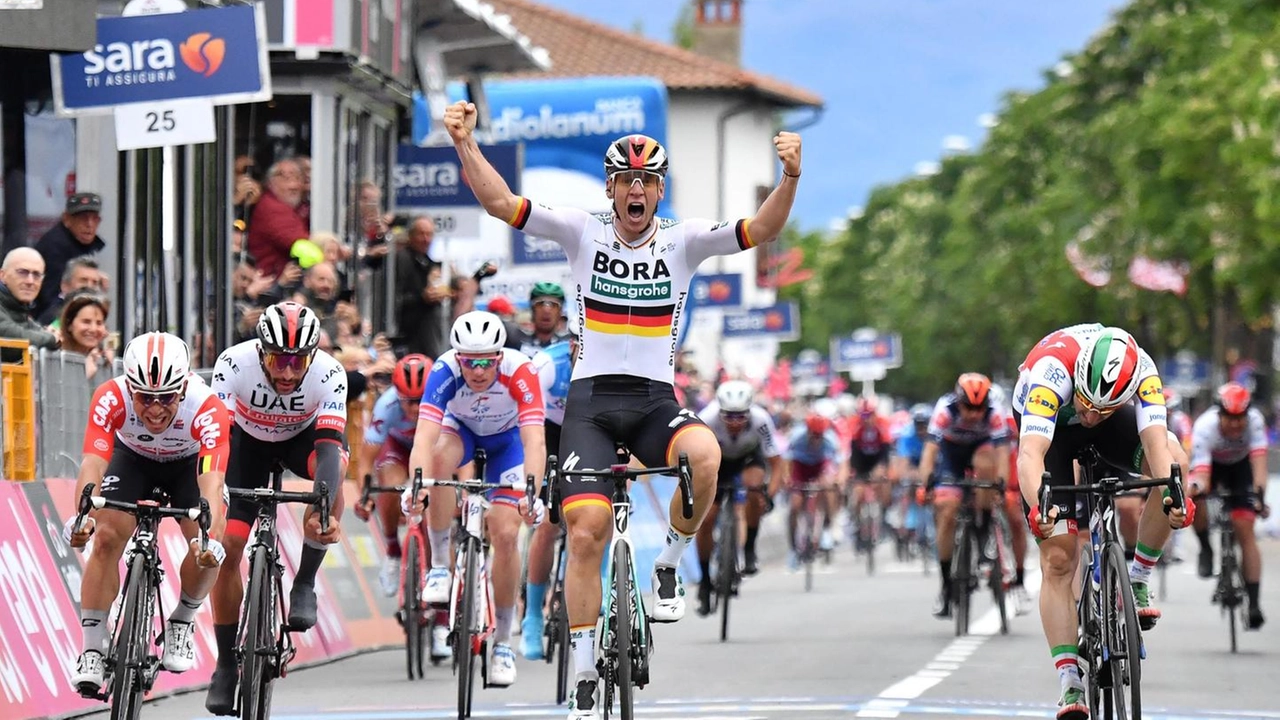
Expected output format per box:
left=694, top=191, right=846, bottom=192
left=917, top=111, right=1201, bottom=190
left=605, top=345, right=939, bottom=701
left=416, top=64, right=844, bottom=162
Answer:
left=689, top=272, right=743, bottom=309
left=413, top=77, right=672, bottom=269
left=51, top=4, right=272, bottom=115
left=722, top=302, right=800, bottom=342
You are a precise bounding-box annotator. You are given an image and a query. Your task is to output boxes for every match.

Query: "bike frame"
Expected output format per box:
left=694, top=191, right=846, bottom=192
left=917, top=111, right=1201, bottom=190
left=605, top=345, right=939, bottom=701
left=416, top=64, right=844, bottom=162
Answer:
left=450, top=488, right=497, bottom=659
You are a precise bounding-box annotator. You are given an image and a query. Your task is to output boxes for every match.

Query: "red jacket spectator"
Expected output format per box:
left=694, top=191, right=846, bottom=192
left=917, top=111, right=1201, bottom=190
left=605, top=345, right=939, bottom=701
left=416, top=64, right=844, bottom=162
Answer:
left=246, top=159, right=308, bottom=277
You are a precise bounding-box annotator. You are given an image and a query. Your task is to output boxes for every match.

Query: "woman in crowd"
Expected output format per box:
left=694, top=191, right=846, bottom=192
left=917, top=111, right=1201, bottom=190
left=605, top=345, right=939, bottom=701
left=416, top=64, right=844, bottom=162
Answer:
left=56, top=291, right=113, bottom=378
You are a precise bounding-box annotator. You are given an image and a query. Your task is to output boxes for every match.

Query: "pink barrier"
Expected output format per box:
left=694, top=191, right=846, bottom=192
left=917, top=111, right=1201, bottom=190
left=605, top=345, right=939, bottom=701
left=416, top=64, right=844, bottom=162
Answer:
left=0, top=479, right=403, bottom=720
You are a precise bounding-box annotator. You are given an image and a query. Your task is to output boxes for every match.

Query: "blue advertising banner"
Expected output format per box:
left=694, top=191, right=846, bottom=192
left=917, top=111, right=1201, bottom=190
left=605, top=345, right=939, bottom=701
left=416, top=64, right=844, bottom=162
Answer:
left=722, top=302, right=800, bottom=341
left=413, top=77, right=671, bottom=265
left=393, top=144, right=521, bottom=208
left=831, top=333, right=903, bottom=370
left=689, top=272, right=743, bottom=309
left=52, top=4, right=271, bottom=115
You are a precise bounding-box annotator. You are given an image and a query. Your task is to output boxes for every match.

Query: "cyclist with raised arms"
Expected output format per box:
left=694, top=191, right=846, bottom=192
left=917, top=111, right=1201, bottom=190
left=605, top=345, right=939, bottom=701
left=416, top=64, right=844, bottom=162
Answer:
left=1013, top=324, right=1191, bottom=720
left=353, top=354, right=432, bottom=595
left=205, top=301, right=348, bottom=714
left=1188, top=382, right=1269, bottom=628
left=695, top=380, right=783, bottom=615
left=442, top=99, right=801, bottom=719
left=68, top=333, right=231, bottom=695
left=408, top=310, right=546, bottom=688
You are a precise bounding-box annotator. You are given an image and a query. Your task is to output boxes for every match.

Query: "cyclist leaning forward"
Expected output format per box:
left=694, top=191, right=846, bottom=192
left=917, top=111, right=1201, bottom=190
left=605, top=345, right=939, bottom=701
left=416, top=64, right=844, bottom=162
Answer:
left=206, top=301, right=348, bottom=715
left=919, top=373, right=1009, bottom=619
left=442, top=98, right=802, bottom=720
left=68, top=332, right=231, bottom=695
left=1014, top=324, right=1192, bottom=720
left=695, top=380, right=784, bottom=616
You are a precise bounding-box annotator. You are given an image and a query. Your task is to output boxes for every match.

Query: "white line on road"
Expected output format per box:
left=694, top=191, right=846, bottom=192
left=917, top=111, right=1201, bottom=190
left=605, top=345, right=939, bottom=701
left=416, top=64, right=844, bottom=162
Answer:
left=854, top=568, right=1042, bottom=718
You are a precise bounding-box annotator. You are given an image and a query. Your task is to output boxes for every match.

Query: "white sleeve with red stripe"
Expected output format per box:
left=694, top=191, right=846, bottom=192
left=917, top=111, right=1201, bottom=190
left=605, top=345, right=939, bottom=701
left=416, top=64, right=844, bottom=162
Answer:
left=507, top=358, right=546, bottom=427
left=926, top=397, right=950, bottom=443
left=313, top=354, right=348, bottom=438
left=1248, top=408, right=1269, bottom=456
left=1189, top=411, right=1217, bottom=474
left=419, top=354, right=460, bottom=427
left=82, top=378, right=128, bottom=460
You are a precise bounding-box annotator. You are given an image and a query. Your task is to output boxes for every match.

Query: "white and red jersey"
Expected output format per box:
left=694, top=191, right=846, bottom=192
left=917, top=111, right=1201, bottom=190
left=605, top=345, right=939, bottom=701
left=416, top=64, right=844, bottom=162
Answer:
left=210, top=340, right=347, bottom=442
left=841, top=413, right=893, bottom=455
left=418, top=348, right=545, bottom=436
left=83, top=375, right=231, bottom=471
left=1011, top=323, right=1165, bottom=442
left=1189, top=407, right=1268, bottom=472
left=927, top=394, right=1009, bottom=446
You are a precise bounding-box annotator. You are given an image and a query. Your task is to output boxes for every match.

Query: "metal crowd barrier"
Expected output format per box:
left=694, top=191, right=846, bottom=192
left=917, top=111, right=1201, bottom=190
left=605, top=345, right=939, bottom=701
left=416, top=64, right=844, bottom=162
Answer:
left=36, top=349, right=117, bottom=480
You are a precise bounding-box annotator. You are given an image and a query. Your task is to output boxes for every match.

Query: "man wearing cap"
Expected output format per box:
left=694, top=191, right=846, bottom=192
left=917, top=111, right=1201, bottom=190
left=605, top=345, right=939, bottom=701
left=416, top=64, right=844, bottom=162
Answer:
left=33, top=192, right=106, bottom=318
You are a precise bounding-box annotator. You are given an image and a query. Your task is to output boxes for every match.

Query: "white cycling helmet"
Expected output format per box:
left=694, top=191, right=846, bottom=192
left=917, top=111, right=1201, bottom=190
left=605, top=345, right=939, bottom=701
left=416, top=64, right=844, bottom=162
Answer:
left=715, top=380, right=754, bottom=413
left=123, top=332, right=190, bottom=394
left=451, top=311, right=507, bottom=354
left=1074, top=326, right=1143, bottom=410
left=835, top=393, right=857, bottom=417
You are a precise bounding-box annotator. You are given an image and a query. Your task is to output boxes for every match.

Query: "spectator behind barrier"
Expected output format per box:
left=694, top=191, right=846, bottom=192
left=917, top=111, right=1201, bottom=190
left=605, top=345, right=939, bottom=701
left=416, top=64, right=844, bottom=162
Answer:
left=246, top=158, right=309, bottom=277
left=0, top=247, right=59, bottom=357
left=38, top=257, right=105, bottom=326
left=393, top=216, right=479, bottom=358
left=56, top=291, right=114, bottom=379
left=292, top=261, right=341, bottom=339
left=33, top=192, right=107, bottom=318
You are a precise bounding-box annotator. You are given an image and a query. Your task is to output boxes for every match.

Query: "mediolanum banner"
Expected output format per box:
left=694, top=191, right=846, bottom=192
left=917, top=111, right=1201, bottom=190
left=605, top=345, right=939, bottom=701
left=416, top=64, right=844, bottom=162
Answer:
left=50, top=4, right=271, bottom=116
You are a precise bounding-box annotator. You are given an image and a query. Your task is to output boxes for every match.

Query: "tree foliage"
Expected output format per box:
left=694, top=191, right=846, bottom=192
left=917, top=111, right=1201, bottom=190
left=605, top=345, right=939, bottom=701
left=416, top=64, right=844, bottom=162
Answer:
left=795, top=0, right=1280, bottom=404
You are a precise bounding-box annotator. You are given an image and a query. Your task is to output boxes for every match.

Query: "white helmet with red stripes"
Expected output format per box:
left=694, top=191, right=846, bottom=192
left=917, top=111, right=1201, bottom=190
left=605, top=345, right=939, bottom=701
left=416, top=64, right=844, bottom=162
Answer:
left=257, top=301, right=321, bottom=355
left=123, top=332, right=190, bottom=393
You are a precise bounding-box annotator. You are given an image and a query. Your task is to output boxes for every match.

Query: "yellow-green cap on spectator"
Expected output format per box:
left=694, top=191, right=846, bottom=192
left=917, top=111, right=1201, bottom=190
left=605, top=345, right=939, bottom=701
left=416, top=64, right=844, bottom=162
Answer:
left=290, top=239, right=325, bottom=269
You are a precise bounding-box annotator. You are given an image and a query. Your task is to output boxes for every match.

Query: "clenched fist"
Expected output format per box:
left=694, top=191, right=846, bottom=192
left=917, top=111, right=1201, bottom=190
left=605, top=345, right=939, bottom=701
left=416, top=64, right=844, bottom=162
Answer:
left=774, top=131, right=802, bottom=177
left=444, top=101, right=479, bottom=144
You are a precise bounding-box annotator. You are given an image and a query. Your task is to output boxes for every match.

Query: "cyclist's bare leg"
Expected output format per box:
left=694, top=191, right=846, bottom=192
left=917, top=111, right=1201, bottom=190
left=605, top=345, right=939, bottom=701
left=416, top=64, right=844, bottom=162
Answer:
left=695, top=499, right=720, bottom=570
left=1115, top=495, right=1142, bottom=551
left=376, top=461, right=409, bottom=554
left=426, top=434, right=466, bottom=568
left=1235, top=512, right=1262, bottom=584
left=563, top=503, right=610, bottom=633
left=933, top=492, right=960, bottom=570
left=485, top=503, right=523, bottom=643
left=526, top=516, right=558, bottom=588
left=668, top=427, right=722, bottom=534
left=211, top=532, right=249, bottom=627
left=787, top=489, right=804, bottom=554
left=1004, top=491, right=1028, bottom=582
left=1133, top=434, right=1191, bottom=569
left=176, top=516, right=220, bottom=601
left=742, top=466, right=767, bottom=561
left=79, top=509, right=137, bottom=652
left=1038, top=533, right=1082, bottom=686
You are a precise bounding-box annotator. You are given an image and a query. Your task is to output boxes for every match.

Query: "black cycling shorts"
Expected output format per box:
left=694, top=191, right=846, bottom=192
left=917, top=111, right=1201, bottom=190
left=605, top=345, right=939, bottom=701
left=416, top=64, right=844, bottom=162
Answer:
left=717, top=446, right=766, bottom=489
left=1211, top=460, right=1255, bottom=510
left=100, top=440, right=200, bottom=509
left=225, top=421, right=349, bottom=525
left=557, top=375, right=708, bottom=513
left=850, top=447, right=889, bottom=479
left=1014, top=403, right=1143, bottom=523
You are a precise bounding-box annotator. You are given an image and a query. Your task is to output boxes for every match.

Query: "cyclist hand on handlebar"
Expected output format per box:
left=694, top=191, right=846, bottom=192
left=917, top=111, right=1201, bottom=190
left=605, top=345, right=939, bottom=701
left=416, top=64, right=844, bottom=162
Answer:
left=63, top=515, right=95, bottom=549
left=192, top=537, right=227, bottom=568
left=304, top=508, right=341, bottom=544
left=1161, top=489, right=1194, bottom=528
left=1027, top=504, right=1059, bottom=540
left=519, top=494, right=546, bottom=526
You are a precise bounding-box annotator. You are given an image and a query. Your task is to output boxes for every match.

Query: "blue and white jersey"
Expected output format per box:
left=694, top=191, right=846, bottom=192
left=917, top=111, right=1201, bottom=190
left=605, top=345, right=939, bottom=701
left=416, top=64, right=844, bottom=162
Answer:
left=531, top=340, right=573, bottom=426
left=365, top=387, right=416, bottom=448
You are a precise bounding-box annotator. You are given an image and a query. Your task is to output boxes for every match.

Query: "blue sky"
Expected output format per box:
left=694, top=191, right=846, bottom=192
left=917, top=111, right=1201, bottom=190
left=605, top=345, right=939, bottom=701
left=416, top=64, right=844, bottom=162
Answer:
left=534, top=0, right=1126, bottom=232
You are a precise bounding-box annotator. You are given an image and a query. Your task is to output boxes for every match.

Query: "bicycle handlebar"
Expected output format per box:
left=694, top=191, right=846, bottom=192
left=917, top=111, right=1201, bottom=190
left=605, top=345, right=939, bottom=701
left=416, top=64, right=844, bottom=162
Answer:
left=543, top=452, right=695, bottom=525
left=228, top=482, right=331, bottom=535
left=1038, top=464, right=1184, bottom=521
left=931, top=474, right=1005, bottom=492
left=73, top=483, right=211, bottom=549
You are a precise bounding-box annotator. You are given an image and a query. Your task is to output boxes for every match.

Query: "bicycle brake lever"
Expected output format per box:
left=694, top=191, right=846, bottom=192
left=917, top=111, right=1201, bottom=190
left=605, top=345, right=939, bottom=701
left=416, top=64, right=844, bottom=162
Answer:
left=1037, top=475, right=1053, bottom=522
left=677, top=452, right=694, bottom=520
left=315, top=482, right=331, bottom=535
left=198, top=498, right=211, bottom=553
left=1164, top=463, right=1184, bottom=515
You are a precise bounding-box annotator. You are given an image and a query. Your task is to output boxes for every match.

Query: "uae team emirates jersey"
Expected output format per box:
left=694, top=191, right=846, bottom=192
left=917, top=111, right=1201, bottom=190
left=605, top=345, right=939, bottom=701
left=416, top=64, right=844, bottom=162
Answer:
left=210, top=340, right=347, bottom=441
left=508, top=199, right=757, bottom=384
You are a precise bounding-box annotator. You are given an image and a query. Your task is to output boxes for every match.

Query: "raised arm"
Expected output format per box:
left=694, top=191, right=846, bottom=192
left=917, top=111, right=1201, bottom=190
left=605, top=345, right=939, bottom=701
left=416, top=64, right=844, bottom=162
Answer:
left=745, top=131, right=803, bottom=245
left=446, top=101, right=522, bottom=224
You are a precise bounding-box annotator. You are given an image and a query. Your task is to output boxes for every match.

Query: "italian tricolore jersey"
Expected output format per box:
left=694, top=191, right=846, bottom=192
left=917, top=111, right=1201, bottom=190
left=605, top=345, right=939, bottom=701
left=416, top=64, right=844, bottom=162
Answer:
left=507, top=199, right=758, bottom=384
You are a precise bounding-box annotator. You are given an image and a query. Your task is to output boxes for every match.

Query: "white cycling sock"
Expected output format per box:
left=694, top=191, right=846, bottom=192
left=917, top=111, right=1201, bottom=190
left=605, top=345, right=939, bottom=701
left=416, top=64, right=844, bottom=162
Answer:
left=428, top=528, right=452, bottom=568
left=570, top=624, right=598, bottom=680
left=654, top=526, right=694, bottom=569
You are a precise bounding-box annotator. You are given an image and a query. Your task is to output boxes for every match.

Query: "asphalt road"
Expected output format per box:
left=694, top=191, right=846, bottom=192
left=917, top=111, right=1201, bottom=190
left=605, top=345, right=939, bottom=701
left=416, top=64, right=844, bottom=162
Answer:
left=91, top=531, right=1279, bottom=720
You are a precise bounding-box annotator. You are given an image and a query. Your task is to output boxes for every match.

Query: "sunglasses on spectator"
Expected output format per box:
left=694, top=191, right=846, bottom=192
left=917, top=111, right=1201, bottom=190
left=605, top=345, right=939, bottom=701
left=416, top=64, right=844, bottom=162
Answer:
left=262, top=351, right=313, bottom=373
left=721, top=411, right=750, bottom=423
left=1074, top=392, right=1119, bottom=418
left=458, top=356, right=499, bottom=370
left=133, top=390, right=181, bottom=408
left=611, top=170, right=661, bottom=187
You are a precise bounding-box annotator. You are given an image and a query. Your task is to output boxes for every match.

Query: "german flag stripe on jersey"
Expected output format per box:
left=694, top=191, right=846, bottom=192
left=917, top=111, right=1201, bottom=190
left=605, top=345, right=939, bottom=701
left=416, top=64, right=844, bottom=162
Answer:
left=584, top=297, right=673, bottom=337
left=508, top=197, right=533, bottom=229
left=734, top=219, right=756, bottom=250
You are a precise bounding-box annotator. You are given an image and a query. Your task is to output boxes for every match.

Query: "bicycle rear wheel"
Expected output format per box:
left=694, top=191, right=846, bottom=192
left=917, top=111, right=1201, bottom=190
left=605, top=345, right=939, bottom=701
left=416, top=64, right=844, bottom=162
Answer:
left=862, top=499, right=879, bottom=575
left=1103, top=543, right=1141, bottom=720
left=952, top=522, right=972, bottom=637
left=241, top=545, right=277, bottom=720
left=403, top=535, right=425, bottom=680
left=717, top=504, right=737, bottom=642
left=1221, top=546, right=1240, bottom=654
left=109, top=553, right=150, bottom=720
left=614, top=542, right=635, bottom=720
left=456, top=538, right=480, bottom=720
left=990, top=515, right=1010, bottom=636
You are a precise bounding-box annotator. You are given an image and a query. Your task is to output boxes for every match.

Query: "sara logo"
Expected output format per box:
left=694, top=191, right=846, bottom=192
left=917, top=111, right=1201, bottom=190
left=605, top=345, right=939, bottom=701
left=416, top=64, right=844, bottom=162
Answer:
left=1137, top=376, right=1165, bottom=406
left=81, top=31, right=225, bottom=84
left=1026, top=386, right=1060, bottom=419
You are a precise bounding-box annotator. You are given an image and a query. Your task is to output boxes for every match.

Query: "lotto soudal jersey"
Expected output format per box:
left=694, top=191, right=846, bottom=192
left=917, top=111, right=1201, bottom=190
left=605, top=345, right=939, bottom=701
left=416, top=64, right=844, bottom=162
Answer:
left=1190, top=407, right=1269, bottom=471
left=532, top=341, right=573, bottom=426
left=508, top=199, right=757, bottom=383
left=697, top=401, right=782, bottom=462
left=365, top=387, right=417, bottom=448
left=927, top=394, right=1009, bottom=446
left=419, top=348, right=545, bottom=435
left=210, top=340, right=348, bottom=442
left=83, top=375, right=231, bottom=471
left=1011, top=323, right=1165, bottom=443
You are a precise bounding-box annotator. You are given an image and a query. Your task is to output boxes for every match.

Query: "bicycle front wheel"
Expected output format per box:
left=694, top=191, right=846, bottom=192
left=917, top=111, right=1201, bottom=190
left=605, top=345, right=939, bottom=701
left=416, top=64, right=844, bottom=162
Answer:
left=403, top=534, right=425, bottom=679
left=456, top=538, right=480, bottom=720
left=717, top=504, right=737, bottom=642
left=614, top=542, right=635, bottom=720
left=109, top=553, right=151, bottom=720
left=1104, top=543, right=1141, bottom=720
left=990, top=513, right=1010, bottom=636
left=241, top=545, right=277, bottom=720
left=952, top=522, right=972, bottom=637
